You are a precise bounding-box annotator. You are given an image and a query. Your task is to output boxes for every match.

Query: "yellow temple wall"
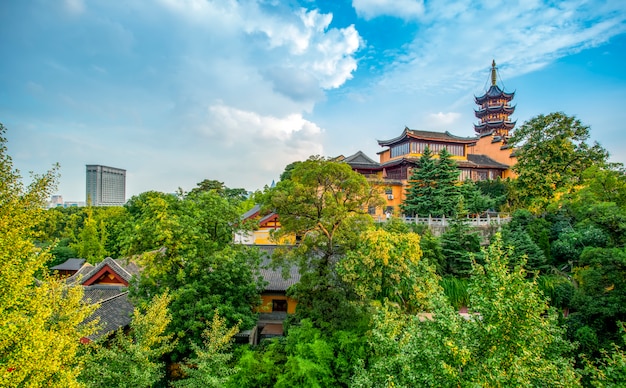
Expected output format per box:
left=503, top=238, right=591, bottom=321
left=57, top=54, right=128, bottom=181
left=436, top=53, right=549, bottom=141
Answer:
left=467, top=135, right=517, bottom=177
left=378, top=150, right=391, bottom=163
left=258, top=295, right=298, bottom=314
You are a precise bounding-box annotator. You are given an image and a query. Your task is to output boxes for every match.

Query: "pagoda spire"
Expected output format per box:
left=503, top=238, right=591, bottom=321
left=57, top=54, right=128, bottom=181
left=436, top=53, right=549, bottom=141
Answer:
left=474, top=60, right=516, bottom=137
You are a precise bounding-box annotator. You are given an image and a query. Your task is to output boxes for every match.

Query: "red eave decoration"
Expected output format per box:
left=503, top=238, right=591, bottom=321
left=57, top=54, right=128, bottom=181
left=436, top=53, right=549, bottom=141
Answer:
left=80, top=337, right=92, bottom=344
left=82, top=265, right=129, bottom=286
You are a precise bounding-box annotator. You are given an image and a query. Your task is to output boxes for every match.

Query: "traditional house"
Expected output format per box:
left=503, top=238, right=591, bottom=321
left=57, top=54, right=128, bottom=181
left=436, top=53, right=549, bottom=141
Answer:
left=60, top=257, right=140, bottom=342
left=234, top=204, right=293, bottom=245
left=50, top=258, right=87, bottom=278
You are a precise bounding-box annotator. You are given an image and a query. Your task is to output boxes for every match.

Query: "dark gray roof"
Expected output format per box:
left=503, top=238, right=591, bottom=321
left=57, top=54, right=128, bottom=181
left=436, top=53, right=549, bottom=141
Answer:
left=51, top=258, right=86, bottom=271
left=467, top=154, right=510, bottom=169
left=84, top=292, right=134, bottom=340
left=378, top=127, right=477, bottom=147
left=65, top=263, right=95, bottom=285
left=343, top=151, right=380, bottom=168
left=82, top=285, right=126, bottom=304
left=241, top=204, right=261, bottom=220
left=259, top=257, right=300, bottom=292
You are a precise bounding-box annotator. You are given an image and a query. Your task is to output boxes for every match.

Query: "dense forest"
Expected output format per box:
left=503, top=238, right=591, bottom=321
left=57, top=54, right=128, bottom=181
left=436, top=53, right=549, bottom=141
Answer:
left=2, top=113, right=626, bottom=387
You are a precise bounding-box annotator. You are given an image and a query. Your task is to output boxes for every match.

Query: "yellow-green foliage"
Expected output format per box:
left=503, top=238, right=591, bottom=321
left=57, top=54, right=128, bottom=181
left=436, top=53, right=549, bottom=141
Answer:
left=339, top=229, right=440, bottom=313
left=0, top=123, right=96, bottom=387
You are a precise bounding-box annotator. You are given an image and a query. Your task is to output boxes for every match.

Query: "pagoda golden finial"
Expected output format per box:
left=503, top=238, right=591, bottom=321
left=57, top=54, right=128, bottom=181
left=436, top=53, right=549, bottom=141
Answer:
left=491, top=60, right=497, bottom=86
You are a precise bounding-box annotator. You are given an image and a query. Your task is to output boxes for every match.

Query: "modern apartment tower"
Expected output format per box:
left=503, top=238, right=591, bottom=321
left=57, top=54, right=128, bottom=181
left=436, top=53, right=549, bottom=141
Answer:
left=86, top=165, right=126, bottom=206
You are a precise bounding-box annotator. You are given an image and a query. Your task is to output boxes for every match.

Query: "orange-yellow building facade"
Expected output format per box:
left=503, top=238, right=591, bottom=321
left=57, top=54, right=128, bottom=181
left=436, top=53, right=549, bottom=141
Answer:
left=344, top=61, right=517, bottom=216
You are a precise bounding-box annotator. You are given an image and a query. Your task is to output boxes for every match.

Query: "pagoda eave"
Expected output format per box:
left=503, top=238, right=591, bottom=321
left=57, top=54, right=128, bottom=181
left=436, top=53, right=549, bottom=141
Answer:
left=474, top=121, right=516, bottom=131
left=474, top=107, right=516, bottom=119
left=474, top=86, right=515, bottom=105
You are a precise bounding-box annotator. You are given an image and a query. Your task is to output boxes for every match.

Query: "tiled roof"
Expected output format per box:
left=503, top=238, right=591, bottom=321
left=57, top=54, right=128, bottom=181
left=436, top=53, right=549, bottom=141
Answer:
left=65, top=263, right=94, bottom=285
left=82, top=285, right=126, bottom=304
left=378, top=127, right=476, bottom=147
left=80, top=257, right=136, bottom=285
left=241, top=204, right=262, bottom=221
left=467, top=154, right=510, bottom=169
left=259, top=257, right=300, bottom=292
left=343, top=151, right=380, bottom=168
left=84, top=292, right=134, bottom=340
left=475, top=85, right=515, bottom=103
left=51, top=258, right=86, bottom=271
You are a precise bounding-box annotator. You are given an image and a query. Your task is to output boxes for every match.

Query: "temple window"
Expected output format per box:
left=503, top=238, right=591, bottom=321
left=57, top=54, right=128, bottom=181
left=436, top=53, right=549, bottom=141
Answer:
left=272, top=299, right=288, bottom=312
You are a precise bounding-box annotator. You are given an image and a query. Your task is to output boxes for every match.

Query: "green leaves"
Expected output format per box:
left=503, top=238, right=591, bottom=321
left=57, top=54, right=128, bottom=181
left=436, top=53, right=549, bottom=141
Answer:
left=79, top=293, right=175, bottom=388
left=510, top=112, right=609, bottom=211
left=354, top=235, right=581, bottom=387
left=401, top=147, right=463, bottom=217
left=0, top=123, right=95, bottom=387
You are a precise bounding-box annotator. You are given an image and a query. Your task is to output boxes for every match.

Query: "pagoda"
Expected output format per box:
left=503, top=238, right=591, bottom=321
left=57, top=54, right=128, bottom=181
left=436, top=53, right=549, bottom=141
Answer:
left=474, top=60, right=516, bottom=137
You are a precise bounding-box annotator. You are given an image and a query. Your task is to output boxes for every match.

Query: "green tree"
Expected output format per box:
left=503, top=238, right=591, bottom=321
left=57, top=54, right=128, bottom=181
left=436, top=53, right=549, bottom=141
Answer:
left=262, top=156, right=383, bottom=330
left=401, top=147, right=462, bottom=217
left=354, top=235, right=581, bottom=387
left=72, top=205, right=106, bottom=263
left=124, top=189, right=263, bottom=359
left=401, top=146, right=437, bottom=217
left=79, top=293, right=175, bottom=388
left=440, top=217, right=481, bottom=277
left=509, top=112, right=609, bottom=211
left=0, top=123, right=95, bottom=387
left=174, top=311, right=239, bottom=388
left=338, top=229, right=439, bottom=313
left=569, top=247, right=626, bottom=356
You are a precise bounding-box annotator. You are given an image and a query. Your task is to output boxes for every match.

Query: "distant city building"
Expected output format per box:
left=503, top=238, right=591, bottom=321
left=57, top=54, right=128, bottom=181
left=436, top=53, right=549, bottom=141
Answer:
left=86, top=165, right=126, bottom=206
left=46, top=195, right=86, bottom=209
left=50, top=195, right=64, bottom=207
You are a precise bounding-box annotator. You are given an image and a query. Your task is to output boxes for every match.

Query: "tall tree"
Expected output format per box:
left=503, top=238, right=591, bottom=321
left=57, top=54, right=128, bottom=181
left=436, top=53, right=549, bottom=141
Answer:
left=401, top=147, right=462, bottom=217
left=262, top=156, right=383, bottom=330
left=401, top=146, right=437, bottom=217
left=0, top=123, right=95, bottom=387
left=71, top=205, right=106, bottom=263
left=434, top=148, right=462, bottom=216
left=124, top=190, right=264, bottom=358
left=509, top=112, right=609, bottom=211
left=174, top=311, right=240, bottom=388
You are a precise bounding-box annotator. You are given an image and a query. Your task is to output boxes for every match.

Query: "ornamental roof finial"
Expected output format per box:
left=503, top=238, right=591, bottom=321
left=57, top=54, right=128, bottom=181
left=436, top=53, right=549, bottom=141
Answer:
left=491, top=60, right=497, bottom=86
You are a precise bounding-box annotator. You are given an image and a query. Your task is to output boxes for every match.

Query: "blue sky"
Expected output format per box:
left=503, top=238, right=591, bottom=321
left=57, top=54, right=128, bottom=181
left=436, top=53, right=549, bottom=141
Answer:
left=2, top=0, right=625, bottom=202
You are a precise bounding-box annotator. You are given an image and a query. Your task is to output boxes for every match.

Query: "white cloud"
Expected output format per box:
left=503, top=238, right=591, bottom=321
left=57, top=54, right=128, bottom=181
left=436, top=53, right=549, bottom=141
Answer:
left=159, top=0, right=360, bottom=98
left=63, top=0, right=85, bottom=15
left=375, top=1, right=626, bottom=93
left=427, top=112, right=461, bottom=129
left=352, top=0, right=425, bottom=21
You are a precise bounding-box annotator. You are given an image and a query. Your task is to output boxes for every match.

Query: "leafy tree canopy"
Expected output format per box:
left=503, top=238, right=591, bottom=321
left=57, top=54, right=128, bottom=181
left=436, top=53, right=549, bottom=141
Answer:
left=0, top=123, right=95, bottom=387
left=509, top=112, right=609, bottom=211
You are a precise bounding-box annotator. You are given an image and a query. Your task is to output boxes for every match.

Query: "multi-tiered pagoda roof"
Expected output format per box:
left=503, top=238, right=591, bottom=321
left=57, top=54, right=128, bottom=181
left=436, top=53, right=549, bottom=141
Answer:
left=474, top=60, right=516, bottom=137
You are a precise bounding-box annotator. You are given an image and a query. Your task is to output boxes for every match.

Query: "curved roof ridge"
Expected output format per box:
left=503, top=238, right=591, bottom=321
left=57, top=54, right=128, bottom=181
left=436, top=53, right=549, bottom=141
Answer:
left=81, top=257, right=133, bottom=285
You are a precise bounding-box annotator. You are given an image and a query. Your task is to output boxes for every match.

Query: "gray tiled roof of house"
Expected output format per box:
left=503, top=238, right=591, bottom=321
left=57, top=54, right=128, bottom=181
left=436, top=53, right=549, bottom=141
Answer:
left=84, top=292, right=134, bottom=340
left=241, top=204, right=261, bottom=220
left=343, top=150, right=380, bottom=168
left=51, top=258, right=86, bottom=271
left=259, top=258, right=300, bottom=292
left=65, top=263, right=95, bottom=285
left=467, top=154, right=510, bottom=169
left=82, top=285, right=126, bottom=304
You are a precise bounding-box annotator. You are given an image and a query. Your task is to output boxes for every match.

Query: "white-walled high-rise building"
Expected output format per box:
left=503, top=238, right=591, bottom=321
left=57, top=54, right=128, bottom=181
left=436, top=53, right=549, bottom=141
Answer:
left=86, top=165, right=126, bottom=206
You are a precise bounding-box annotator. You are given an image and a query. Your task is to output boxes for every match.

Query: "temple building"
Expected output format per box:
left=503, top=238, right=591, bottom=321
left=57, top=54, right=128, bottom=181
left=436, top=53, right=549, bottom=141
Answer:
left=474, top=60, right=516, bottom=137
left=342, top=60, right=517, bottom=217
